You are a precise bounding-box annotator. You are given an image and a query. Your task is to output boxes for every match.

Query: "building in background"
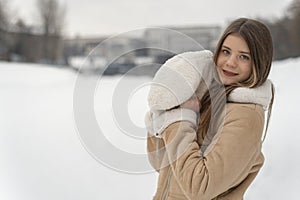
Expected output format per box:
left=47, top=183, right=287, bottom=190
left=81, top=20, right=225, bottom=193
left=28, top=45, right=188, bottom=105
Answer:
left=0, top=28, right=64, bottom=64
left=144, top=25, right=221, bottom=63
left=64, top=36, right=146, bottom=74
left=64, top=24, right=221, bottom=75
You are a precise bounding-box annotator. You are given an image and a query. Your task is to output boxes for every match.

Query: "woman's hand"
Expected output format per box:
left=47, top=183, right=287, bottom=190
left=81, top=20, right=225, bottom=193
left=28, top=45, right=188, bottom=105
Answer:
left=180, top=95, right=201, bottom=113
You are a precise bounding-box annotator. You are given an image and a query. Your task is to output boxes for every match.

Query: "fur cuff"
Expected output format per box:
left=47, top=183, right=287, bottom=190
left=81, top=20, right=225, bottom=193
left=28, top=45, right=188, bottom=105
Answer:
left=145, top=108, right=198, bottom=138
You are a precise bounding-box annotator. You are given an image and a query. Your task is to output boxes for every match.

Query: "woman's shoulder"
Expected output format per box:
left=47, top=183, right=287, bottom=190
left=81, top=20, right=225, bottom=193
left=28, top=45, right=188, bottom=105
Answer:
left=221, top=103, right=265, bottom=139
left=226, top=102, right=264, bottom=111
left=225, top=103, right=264, bottom=121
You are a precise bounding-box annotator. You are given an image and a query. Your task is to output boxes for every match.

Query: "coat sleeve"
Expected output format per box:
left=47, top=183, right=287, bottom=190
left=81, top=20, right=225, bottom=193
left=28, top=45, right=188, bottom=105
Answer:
left=161, top=105, right=264, bottom=199
left=147, top=133, right=164, bottom=172
left=146, top=108, right=198, bottom=171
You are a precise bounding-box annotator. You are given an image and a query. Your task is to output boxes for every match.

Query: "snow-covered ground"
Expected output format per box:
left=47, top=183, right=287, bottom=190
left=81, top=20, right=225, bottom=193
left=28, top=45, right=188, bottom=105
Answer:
left=0, top=58, right=299, bottom=199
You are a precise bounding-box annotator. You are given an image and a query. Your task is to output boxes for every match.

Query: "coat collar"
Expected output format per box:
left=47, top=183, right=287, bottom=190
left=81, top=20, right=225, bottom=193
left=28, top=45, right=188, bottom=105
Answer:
left=228, top=79, right=273, bottom=110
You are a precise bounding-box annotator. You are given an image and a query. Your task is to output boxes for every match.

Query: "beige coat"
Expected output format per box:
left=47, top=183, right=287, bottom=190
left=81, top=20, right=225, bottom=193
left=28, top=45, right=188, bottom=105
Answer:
left=147, top=103, right=265, bottom=200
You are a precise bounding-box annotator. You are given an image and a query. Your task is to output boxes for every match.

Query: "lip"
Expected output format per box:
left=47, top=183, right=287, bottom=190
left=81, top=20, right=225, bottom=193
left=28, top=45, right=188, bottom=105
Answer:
left=222, top=69, right=238, bottom=77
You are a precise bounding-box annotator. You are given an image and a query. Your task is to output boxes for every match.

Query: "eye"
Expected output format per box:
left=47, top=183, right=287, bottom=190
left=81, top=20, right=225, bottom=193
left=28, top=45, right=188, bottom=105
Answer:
left=240, top=55, right=250, bottom=60
left=222, top=49, right=230, bottom=55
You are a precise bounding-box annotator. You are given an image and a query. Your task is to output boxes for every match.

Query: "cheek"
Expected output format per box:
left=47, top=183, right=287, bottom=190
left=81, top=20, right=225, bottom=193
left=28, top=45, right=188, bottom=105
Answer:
left=216, top=56, right=223, bottom=68
left=241, top=64, right=253, bottom=78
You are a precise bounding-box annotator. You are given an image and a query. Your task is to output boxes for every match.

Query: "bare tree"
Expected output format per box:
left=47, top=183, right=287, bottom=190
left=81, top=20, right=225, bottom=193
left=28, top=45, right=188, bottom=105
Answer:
left=0, top=0, right=13, bottom=61
left=37, top=0, right=66, bottom=36
left=289, top=0, right=300, bottom=56
left=288, top=0, right=300, bottom=17
left=0, top=0, right=9, bottom=30
left=36, top=0, right=66, bottom=63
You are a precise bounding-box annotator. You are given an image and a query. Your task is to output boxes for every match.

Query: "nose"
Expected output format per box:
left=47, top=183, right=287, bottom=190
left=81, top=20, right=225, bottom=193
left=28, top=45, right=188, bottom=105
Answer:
left=225, top=54, right=237, bottom=68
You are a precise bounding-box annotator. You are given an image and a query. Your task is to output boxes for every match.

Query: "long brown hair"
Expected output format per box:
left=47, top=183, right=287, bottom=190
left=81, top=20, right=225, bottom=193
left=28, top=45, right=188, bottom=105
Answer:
left=198, top=18, right=274, bottom=147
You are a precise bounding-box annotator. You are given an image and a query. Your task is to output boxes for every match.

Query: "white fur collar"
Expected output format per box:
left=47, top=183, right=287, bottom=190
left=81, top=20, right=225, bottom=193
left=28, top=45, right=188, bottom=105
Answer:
left=228, top=79, right=273, bottom=110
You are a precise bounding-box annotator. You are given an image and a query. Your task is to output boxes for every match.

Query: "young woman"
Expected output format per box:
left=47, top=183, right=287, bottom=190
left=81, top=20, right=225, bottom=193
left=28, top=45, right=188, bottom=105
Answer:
left=145, top=18, right=274, bottom=200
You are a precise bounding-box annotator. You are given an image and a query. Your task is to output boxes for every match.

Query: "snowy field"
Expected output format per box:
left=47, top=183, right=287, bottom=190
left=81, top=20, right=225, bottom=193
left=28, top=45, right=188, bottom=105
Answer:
left=0, top=58, right=299, bottom=200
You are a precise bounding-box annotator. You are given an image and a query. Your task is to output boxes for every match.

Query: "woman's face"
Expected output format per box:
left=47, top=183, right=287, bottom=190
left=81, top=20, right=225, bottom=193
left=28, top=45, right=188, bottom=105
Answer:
left=216, top=33, right=253, bottom=85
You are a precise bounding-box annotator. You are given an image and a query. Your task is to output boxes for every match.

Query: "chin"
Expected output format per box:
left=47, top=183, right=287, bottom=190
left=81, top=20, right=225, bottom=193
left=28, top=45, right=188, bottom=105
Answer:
left=220, top=77, right=235, bottom=85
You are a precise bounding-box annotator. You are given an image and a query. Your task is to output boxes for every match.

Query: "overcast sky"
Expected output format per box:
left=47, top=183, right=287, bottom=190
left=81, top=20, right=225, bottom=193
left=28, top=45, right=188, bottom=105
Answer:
left=10, top=0, right=293, bottom=38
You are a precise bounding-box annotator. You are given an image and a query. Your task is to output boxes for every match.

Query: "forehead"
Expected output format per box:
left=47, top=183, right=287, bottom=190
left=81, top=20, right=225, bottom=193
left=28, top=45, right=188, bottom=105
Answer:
left=223, top=33, right=250, bottom=52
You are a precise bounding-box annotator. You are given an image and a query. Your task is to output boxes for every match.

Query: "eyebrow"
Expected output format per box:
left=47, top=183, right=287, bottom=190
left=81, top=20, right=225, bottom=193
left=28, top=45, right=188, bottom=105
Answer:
left=222, top=45, right=251, bottom=55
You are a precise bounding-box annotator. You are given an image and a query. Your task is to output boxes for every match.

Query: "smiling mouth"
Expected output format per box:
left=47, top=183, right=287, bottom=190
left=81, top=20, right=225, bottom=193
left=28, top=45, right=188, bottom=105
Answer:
left=222, top=69, right=238, bottom=77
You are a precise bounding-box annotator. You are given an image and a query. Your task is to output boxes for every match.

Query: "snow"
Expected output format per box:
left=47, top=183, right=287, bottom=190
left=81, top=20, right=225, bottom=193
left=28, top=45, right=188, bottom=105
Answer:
left=0, top=58, right=299, bottom=199
left=246, top=57, right=300, bottom=199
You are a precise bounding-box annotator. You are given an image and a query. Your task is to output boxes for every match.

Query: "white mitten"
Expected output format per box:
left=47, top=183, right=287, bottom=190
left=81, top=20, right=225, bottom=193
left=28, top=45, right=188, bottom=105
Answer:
left=148, top=50, right=215, bottom=111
